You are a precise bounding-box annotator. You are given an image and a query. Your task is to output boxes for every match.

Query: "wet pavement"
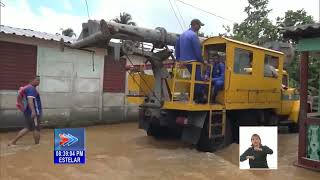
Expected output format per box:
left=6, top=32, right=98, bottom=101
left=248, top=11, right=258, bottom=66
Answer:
left=0, top=123, right=319, bottom=180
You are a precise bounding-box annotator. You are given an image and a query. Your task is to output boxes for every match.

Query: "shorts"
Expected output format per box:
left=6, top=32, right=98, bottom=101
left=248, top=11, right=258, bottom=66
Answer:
left=24, top=113, right=41, bottom=131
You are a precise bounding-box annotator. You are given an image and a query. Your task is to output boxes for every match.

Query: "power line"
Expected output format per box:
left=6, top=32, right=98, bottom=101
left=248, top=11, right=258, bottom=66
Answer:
left=174, top=0, right=187, bottom=28
left=84, top=0, right=90, bottom=19
left=176, top=0, right=235, bottom=23
left=168, top=0, right=184, bottom=32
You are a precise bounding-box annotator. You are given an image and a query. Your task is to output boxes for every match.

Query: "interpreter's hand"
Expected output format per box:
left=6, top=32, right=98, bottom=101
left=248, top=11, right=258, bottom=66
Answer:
left=246, top=156, right=255, bottom=160
left=254, top=147, right=263, bottom=151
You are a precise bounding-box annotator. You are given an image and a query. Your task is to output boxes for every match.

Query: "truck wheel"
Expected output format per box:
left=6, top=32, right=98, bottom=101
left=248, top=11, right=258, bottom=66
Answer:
left=147, top=119, right=180, bottom=139
left=288, top=122, right=299, bottom=133
left=266, top=111, right=279, bottom=126
left=147, top=120, right=162, bottom=138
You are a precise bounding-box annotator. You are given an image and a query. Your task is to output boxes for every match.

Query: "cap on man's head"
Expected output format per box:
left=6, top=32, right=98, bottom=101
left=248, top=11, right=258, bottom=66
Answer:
left=191, top=19, right=204, bottom=26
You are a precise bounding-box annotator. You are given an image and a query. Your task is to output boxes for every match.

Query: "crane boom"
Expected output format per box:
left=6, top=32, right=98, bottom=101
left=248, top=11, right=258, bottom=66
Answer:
left=71, top=19, right=180, bottom=49
left=71, top=19, right=207, bottom=49
left=70, top=19, right=207, bottom=107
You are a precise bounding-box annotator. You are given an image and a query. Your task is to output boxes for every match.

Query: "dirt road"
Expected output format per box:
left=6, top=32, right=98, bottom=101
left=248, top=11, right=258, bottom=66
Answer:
left=1, top=123, right=319, bottom=180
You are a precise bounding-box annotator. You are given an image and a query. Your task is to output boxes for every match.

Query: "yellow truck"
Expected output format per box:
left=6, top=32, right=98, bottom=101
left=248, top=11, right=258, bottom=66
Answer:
left=127, top=36, right=303, bottom=151
left=71, top=20, right=305, bottom=152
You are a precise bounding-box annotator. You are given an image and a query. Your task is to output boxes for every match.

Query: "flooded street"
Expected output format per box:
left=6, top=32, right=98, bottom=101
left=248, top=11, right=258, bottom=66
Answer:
left=1, top=123, right=319, bottom=180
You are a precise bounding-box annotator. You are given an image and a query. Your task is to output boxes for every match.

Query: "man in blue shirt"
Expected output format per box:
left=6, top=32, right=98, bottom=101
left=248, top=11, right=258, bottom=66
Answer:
left=205, top=54, right=225, bottom=103
left=8, top=76, right=42, bottom=146
left=175, top=19, right=206, bottom=103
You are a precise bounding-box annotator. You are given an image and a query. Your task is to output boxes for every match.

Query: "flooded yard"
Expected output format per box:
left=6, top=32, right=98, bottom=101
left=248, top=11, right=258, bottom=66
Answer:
left=1, top=123, right=319, bottom=180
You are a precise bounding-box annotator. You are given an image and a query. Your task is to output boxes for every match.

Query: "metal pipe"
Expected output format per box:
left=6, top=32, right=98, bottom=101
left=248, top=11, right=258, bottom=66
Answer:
left=70, top=20, right=111, bottom=48
left=71, top=20, right=178, bottom=48
left=70, top=31, right=108, bottom=48
left=71, top=19, right=207, bottom=49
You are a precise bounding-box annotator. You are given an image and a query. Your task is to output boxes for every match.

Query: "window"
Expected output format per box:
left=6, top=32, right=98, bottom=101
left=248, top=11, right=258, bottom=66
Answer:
left=233, top=48, right=253, bottom=75
left=103, top=55, right=126, bottom=92
left=204, top=44, right=226, bottom=63
left=0, top=41, right=37, bottom=90
left=282, top=74, right=288, bottom=87
left=264, top=55, right=279, bottom=78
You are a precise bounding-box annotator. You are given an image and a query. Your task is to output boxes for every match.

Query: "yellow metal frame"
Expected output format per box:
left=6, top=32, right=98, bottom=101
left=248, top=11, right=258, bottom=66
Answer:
left=171, top=61, right=212, bottom=104
left=163, top=101, right=224, bottom=111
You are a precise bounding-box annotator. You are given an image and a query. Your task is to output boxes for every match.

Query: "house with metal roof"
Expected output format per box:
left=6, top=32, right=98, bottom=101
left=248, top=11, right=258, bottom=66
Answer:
left=0, top=25, right=138, bottom=129
left=282, top=23, right=320, bottom=171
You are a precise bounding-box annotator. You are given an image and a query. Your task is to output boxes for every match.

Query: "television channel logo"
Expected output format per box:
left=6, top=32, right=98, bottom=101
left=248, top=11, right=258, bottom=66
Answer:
left=54, top=128, right=85, bottom=164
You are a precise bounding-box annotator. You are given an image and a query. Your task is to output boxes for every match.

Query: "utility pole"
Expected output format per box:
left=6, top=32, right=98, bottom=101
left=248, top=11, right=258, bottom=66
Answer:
left=318, top=62, right=320, bottom=113
left=319, top=0, right=320, bottom=112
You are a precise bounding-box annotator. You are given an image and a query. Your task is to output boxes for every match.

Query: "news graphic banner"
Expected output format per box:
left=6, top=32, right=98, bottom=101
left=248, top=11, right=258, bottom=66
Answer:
left=54, top=128, right=85, bottom=164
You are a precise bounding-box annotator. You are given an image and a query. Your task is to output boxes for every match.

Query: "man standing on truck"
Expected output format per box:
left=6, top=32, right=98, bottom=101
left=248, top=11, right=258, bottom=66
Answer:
left=175, top=19, right=206, bottom=103
left=8, top=76, right=42, bottom=146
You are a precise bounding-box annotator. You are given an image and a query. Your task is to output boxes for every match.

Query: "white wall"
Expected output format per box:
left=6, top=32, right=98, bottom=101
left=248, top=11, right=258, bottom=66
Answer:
left=0, top=35, right=108, bottom=128
left=0, top=34, right=142, bottom=129
left=37, top=45, right=106, bottom=126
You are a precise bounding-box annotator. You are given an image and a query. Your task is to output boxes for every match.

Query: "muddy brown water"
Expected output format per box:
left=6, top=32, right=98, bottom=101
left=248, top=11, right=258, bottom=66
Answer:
left=0, top=123, right=319, bottom=180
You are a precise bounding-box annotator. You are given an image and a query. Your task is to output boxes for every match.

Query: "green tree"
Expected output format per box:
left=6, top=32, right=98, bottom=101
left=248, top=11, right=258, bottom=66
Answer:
left=231, top=0, right=278, bottom=45
left=276, top=9, right=317, bottom=94
left=226, top=0, right=319, bottom=102
left=276, top=9, right=314, bottom=28
left=198, top=31, right=205, bottom=37
left=198, top=31, right=209, bottom=38
left=62, top=28, right=76, bottom=37
left=276, top=9, right=315, bottom=42
left=220, top=25, right=232, bottom=37
left=112, top=12, right=137, bottom=26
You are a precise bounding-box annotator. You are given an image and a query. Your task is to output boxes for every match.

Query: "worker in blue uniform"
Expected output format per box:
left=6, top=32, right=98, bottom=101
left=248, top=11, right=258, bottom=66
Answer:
left=205, top=53, right=225, bottom=103
left=175, top=19, right=206, bottom=103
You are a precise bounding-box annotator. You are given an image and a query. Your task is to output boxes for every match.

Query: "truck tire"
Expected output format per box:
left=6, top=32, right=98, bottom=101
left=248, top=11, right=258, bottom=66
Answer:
left=147, top=120, right=163, bottom=138
left=147, top=119, right=182, bottom=139
left=288, top=122, right=299, bottom=133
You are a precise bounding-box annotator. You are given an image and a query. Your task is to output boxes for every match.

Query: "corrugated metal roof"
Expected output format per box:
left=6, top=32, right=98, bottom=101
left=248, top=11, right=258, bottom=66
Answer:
left=281, top=23, right=320, bottom=39
left=0, top=25, right=75, bottom=43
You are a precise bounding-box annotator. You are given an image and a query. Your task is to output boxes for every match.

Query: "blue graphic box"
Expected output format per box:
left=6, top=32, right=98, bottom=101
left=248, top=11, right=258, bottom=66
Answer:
left=54, top=128, right=85, bottom=164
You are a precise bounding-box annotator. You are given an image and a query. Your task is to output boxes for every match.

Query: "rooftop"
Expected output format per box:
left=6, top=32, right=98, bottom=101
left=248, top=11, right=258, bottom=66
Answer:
left=0, top=25, right=75, bottom=43
left=281, top=23, right=320, bottom=39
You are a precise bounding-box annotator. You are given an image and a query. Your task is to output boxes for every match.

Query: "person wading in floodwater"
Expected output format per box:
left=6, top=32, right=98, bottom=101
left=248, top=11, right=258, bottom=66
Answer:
left=8, top=76, right=42, bottom=146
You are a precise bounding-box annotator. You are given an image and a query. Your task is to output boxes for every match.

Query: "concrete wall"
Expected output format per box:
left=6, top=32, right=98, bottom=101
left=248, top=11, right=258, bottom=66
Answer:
left=37, top=45, right=105, bottom=127
left=0, top=34, right=140, bottom=129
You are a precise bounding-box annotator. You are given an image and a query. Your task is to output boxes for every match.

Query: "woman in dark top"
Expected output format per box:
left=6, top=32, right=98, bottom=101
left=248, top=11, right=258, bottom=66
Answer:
left=240, top=134, right=273, bottom=168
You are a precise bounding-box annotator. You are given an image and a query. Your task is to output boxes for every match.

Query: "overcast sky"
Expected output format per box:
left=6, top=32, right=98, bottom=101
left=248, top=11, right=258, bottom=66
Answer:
left=1, top=0, right=319, bottom=37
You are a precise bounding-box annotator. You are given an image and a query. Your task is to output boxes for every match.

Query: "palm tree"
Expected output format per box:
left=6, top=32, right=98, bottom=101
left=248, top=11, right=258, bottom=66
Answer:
left=112, top=12, right=136, bottom=26
left=61, top=28, right=76, bottom=37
